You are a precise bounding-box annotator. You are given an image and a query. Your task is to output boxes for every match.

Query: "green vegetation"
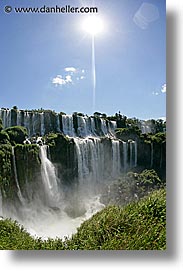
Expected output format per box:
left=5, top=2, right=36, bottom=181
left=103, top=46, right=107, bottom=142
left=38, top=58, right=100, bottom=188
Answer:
left=0, top=130, right=11, bottom=145
left=14, top=144, right=41, bottom=189
left=0, top=144, right=15, bottom=200
left=142, top=132, right=166, bottom=144
left=0, top=189, right=166, bottom=250
left=116, top=126, right=141, bottom=136
left=4, top=126, right=27, bottom=145
left=68, top=189, right=166, bottom=250
left=100, top=169, right=165, bottom=206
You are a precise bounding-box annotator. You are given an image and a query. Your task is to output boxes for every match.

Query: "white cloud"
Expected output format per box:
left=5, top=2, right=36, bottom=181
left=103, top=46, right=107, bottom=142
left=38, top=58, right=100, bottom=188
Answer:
left=64, top=67, right=76, bottom=73
left=52, top=67, right=85, bottom=88
left=152, top=83, right=166, bottom=96
left=52, top=75, right=66, bottom=86
left=161, top=83, right=166, bottom=93
left=65, top=75, right=72, bottom=83
left=52, top=74, right=73, bottom=86
left=152, top=91, right=159, bottom=96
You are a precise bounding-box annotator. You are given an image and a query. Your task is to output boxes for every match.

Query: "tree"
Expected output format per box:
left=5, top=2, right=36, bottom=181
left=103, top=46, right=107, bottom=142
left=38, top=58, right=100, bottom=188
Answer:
left=4, top=126, right=28, bottom=145
left=12, top=106, right=18, bottom=111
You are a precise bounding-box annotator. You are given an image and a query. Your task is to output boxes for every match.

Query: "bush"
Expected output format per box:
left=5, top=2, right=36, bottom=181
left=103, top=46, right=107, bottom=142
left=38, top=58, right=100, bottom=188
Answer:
left=0, top=130, right=10, bottom=145
left=67, top=189, right=166, bottom=250
left=4, top=126, right=28, bottom=145
left=100, top=169, right=165, bottom=206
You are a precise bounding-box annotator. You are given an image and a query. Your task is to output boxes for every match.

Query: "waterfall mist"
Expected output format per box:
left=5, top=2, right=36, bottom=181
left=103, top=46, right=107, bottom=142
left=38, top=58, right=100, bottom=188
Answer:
left=0, top=138, right=138, bottom=239
left=0, top=109, right=141, bottom=240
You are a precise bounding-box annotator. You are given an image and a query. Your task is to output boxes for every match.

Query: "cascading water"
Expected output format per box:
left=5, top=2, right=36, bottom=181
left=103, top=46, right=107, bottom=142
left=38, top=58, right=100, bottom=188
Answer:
left=122, top=141, right=128, bottom=172
left=1, top=144, right=105, bottom=239
left=0, top=108, right=118, bottom=138
left=73, top=137, right=135, bottom=185
left=134, top=141, right=137, bottom=167
left=39, top=145, right=61, bottom=207
left=129, top=141, right=138, bottom=168
left=12, top=147, right=25, bottom=205
left=0, top=108, right=140, bottom=239
left=112, top=140, right=121, bottom=177
left=40, top=113, right=45, bottom=136
left=62, top=115, right=76, bottom=137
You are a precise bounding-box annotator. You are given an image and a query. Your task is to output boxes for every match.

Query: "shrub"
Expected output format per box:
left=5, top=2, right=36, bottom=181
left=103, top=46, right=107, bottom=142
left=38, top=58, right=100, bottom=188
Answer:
left=4, top=126, right=28, bottom=145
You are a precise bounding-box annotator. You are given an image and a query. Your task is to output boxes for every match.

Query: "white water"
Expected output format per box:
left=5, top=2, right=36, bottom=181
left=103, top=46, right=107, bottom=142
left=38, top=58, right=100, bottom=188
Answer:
left=134, top=141, right=138, bottom=167
left=0, top=108, right=140, bottom=239
left=2, top=145, right=105, bottom=239
left=122, top=141, right=128, bottom=172
left=74, top=137, right=105, bottom=185
left=39, top=145, right=61, bottom=207
left=112, top=140, right=121, bottom=177
left=12, top=147, right=25, bottom=205
left=0, top=109, right=117, bottom=138
left=62, top=115, right=75, bottom=137
left=129, top=141, right=138, bottom=168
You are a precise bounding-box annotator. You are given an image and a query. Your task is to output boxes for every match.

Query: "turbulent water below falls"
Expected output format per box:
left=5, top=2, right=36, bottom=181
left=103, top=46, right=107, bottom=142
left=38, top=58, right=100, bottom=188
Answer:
left=1, top=145, right=105, bottom=240
left=15, top=194, right=104, bottom=240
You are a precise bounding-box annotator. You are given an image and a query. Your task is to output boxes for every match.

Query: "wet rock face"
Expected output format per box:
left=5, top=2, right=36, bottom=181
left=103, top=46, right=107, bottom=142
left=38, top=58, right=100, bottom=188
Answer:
left=0, top=108, right=166, bottom=204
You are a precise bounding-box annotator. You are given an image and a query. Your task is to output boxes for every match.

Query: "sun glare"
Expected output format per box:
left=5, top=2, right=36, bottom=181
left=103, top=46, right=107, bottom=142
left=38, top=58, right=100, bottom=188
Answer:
left=82, top=16, right=105, bottom=36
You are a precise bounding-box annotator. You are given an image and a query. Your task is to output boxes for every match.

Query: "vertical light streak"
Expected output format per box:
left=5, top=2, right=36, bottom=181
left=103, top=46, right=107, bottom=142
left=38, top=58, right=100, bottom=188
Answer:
left=92, top=35, right=96, bottom=113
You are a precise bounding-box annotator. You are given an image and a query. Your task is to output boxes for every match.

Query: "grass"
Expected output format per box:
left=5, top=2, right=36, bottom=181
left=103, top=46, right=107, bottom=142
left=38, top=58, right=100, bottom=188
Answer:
left=0, top=188, right=166, bottom=250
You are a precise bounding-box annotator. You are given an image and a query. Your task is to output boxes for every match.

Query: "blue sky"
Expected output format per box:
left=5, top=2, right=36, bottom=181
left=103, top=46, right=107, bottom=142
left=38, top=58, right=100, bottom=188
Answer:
left=0, top=0, right=166, bottom=119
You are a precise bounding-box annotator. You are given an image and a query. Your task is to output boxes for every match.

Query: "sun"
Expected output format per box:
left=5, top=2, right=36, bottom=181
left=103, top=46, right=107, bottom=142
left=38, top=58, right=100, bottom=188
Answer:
left=82, top=16, right=105, bottom=36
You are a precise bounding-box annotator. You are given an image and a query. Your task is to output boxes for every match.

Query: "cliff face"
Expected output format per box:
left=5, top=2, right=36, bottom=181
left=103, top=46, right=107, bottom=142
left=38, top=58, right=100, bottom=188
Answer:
left=0, top=108, right=166, bottom=206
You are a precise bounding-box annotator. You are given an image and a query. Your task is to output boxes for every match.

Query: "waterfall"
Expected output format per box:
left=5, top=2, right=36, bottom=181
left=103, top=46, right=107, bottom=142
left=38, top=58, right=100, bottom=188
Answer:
left=40, top=113, right=45, bottom=136
left=122, top=141, right=128, bottom=172
left=129, top=141, right=137, bottom=168
left=73, top=138, right=104, bottom=185
left=77, top=116, right=88, bottom=137
left=134, top=141, right=137, bottom=167
left=12, top=147, right=25, bottom=205
left=0, top=108, right=118, bottom=138
left=74, top=137, right=122, bottom=185
left=62, top=115, right=75, bottom=137
left=39, top=145, right=61, bottom=207
left=108, top=121, right=117, bottom=135
left=56, top=114, right=61, bottom=132
left=90, top=117, right=96, bottom=135
left=17, top=110, right=21, bottom=126
left=100, top=119, right=108, bottom=136
left=112, top=140, right=121, bottom=177
left=129, top=141, right=133, bottom=168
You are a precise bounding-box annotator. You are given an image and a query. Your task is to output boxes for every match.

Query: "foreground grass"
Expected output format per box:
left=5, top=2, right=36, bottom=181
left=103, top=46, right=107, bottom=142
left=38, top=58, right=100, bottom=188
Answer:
left=0, top=189, right=166, bottom=250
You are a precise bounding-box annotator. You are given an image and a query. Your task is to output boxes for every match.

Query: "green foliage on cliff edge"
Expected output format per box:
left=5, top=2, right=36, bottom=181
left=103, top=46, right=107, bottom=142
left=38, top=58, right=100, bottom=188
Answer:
left=0, top=189, right=166, bottom=250
left=100, top=169, right=164, bottom=206
left=4, top=126, right=27, bottom=145
left=14, top=144, right=41, bottom=188
left=0, top=144, right=14, bottom=199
